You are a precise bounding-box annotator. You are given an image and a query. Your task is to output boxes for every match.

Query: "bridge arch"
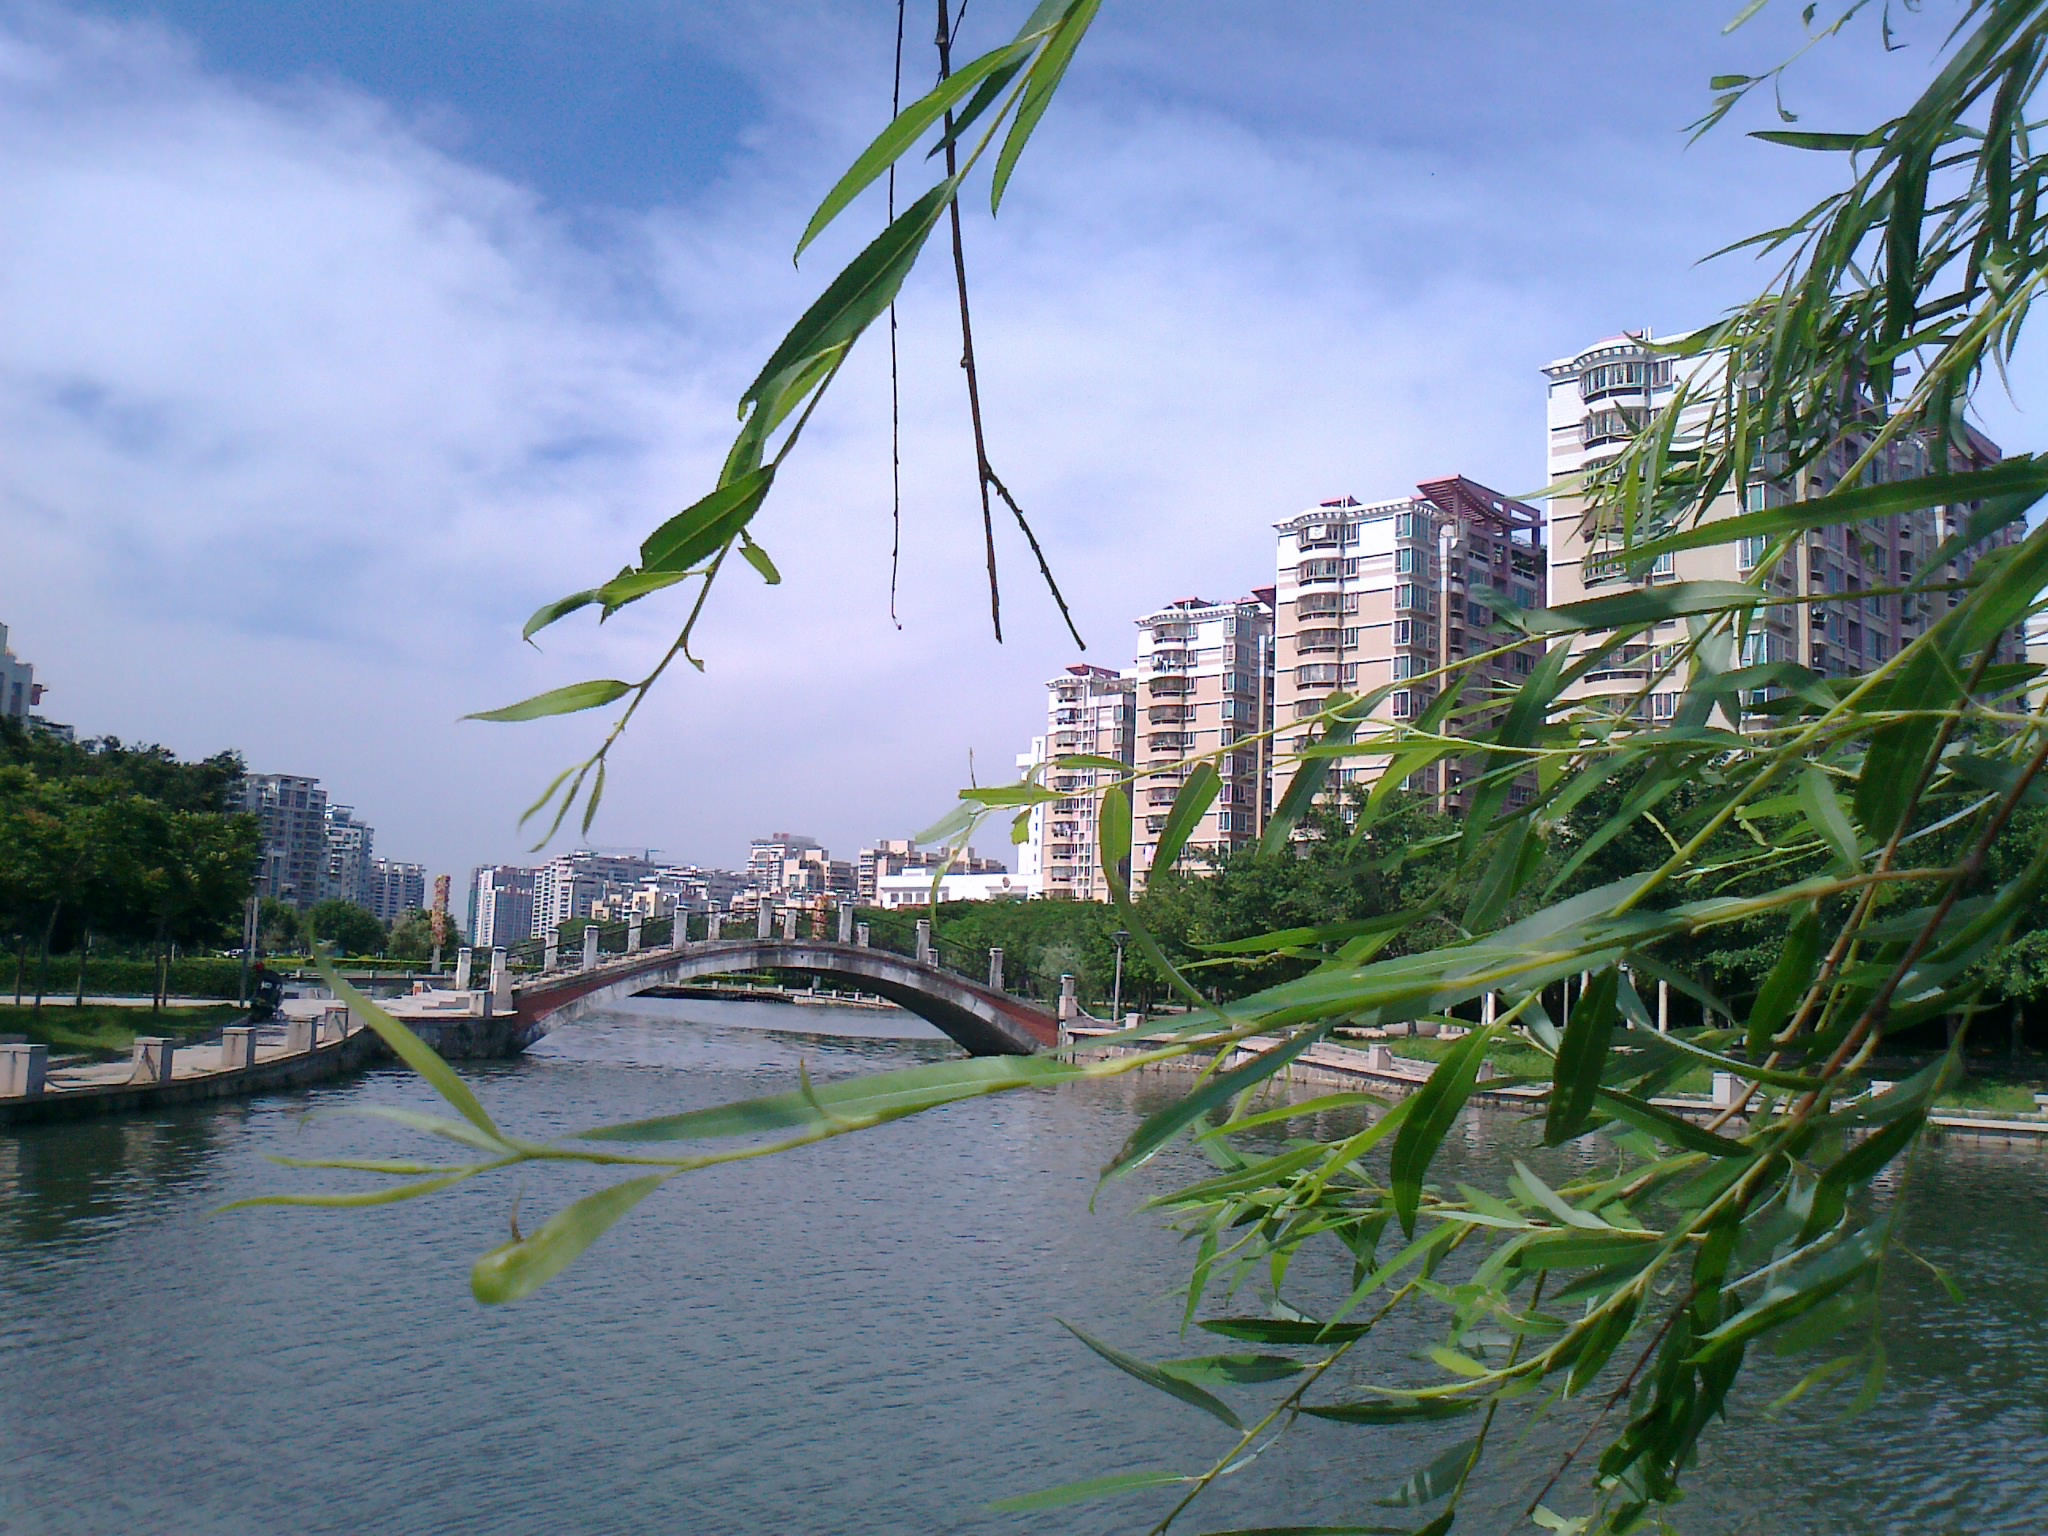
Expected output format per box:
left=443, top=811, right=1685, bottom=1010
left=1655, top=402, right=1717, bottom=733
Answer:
left=508, top=941, right=1057, bottom=1057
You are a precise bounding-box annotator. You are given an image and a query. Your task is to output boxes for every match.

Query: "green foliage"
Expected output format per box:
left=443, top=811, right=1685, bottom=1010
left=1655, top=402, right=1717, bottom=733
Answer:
left=0, top=726, right=259, bottom=1006
left=499, top=0, right=1105, bottom=841
left=257, top=897, right=303, bottom=954
left=385, top=908, right=463, bottom=962
left=266, top=7, right=2048, bottom=1533
left=304, top=901, right=387, bottom=957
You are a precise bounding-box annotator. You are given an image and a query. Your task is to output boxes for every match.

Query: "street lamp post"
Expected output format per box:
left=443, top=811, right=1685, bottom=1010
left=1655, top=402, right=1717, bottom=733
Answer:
left=1111, top=928, right=1130, bottom=1025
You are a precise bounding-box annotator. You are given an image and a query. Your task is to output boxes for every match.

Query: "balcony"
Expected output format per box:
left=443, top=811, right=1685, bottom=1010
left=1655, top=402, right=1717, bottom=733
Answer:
left=1148, top=731, right=1196, bottom=752
left=1582, top=405, right=1648, bottom=450
left=1147, top=787, right=1179, bottom=806
left=1148, top=705, right=1196, bottom=724
left=1295, top=663, right=1340, bottom=687
left=1296, top=628, right=1342, bottom=654
left=1296, top=559, right=1345, bottom=584
left=1146, top=675, right=1193, bottom=697
left=1578, top=354, right=1670, bottom=403
left=1294, top=592, right=1344, bottom=618
left=1151, top=650, right=1195, bottom=672
left=1149, top=622, right=1197, bottom=643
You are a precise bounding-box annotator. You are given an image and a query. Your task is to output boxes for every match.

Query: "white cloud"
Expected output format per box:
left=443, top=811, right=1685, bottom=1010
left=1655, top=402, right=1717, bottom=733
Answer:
left=3, top=1, right=2005, bottom=883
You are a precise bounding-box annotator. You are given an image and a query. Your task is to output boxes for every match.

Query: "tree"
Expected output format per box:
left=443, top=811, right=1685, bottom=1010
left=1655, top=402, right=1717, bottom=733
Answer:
left=262, top=7, right=2048, bottom=1532
left=304, top=901, right=386, bottom=957
left=386, top=909, right=464, bottom=962
left=258, top=897, right=303, bottom=955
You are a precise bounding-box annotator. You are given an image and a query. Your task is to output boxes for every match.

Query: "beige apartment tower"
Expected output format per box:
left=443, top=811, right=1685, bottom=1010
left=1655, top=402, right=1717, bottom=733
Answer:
left=1131, top=593, right=1275, bottom=889
left=1544, top=331, right=2024, bottom=720
left=1270, top=476, right=1548, bottom=818
left=1021, top=664, right=1136, bottom=901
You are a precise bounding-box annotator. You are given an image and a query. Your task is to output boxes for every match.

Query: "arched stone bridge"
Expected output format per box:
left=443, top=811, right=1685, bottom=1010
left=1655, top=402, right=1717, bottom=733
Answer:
left=504, top=940, right=1059, bottom=1056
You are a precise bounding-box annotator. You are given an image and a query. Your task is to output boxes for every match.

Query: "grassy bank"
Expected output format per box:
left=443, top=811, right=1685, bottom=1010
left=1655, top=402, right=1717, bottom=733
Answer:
left=1, top=1004, right=242, bottom=1059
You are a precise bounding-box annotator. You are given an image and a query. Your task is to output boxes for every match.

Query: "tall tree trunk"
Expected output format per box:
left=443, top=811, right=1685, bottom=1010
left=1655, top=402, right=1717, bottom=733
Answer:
left=12, top=934, right=23, bottom=1006
left=34, top=902, right=59, bottom=1014
left=75, top=928, right=89, bottom=1006
left=153, top=927, right=167, bottom=1014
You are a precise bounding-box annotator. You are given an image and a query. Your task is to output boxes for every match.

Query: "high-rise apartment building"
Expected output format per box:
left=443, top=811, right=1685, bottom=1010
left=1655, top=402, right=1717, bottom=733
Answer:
left=1543, top=331, right=2023, bottom=718
left=1131, top=593, right=1275, bottom=888
left=0, top=622, right=43, bottom=722
left=745, top=833, right=851, bottom=906
left=1020, top=664, right=1135, bottom=900
left=532, top=851, right=659, bottom=933
left=1270, top=477, right=1547, bottom=816
left=366, top=859, right=427, bottom=924
left=468, top=865, right=537, bottom=948
left=857, top=839, right=919, bottom=904
left=241, top=773, right=330, bottom=909
left=746, top=833, right=822, bottom=897
left=320, top=805, right=376, bottom=908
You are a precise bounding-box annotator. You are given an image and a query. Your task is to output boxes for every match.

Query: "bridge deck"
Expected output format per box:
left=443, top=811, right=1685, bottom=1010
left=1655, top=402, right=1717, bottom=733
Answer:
left=509, top=939, right=1059, bottom=1056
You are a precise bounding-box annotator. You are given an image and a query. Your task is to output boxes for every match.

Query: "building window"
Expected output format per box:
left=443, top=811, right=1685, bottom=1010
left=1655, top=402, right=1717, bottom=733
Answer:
left=1737, top=534, right=1769, bottom=571
left=1651, top=691, right=1677, bottom=720
left=1392, top=689, right=1412, bottom=719
left=1395, top=584, right=1419, bottom=611
left=1467, top=600, right=1489, bottom=626
left=1340, top=663, right=1359, bottom=685
left=1395, top=546, right=1416, bottom=574
left=1392, top=654, right=1417, bottom=680
left=1392, top=619, right=1412, bottom=646
left=1343, top=627, right=1360, bottom=646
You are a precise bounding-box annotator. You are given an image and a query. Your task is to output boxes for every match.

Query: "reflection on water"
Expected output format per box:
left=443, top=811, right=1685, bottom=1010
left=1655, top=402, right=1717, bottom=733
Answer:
left=1, top=996, right=2044, bottom=1535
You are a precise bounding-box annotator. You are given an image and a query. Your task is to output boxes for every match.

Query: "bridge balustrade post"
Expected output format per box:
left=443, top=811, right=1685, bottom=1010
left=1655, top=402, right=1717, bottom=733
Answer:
left=490, top=948, right=511, bottom=1014
left=915, top=919, right=932, bottom=966
left=544, top=930, right=559, bottom=972
left=131, top=1037, right=175, bottom=1085
left=454, top=947, right=474, bottom=991
left=628, top=913, right=643, bottom=953
left=0, top=1042, right=48, bottom=1097
left=757, top=902, right=774, bottom=940
left=1057, top=974, right=1078, bottom=1022
left=220, top=1026, right=257, bottom=1070
left=780, top=908, right=798, bottom=942
left=838, top=904, right=854, bottom=944
left=988, top=947, right=1004, bottom=989
left=582, top=924, right=599, bottom=972
left=707, top=912, right=722, bottom=941
left=672, top=909, right=690, bottom=949
left=855, top=922, right=869, bottom=948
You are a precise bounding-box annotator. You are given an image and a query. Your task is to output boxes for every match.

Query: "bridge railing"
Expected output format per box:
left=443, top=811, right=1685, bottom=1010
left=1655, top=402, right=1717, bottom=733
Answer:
left=477, top=904, right=1020, bottom=999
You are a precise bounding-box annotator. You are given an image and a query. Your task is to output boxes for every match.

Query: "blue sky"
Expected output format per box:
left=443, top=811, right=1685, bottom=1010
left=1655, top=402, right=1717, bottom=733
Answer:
left=1, top=0, right=2010, bottom=884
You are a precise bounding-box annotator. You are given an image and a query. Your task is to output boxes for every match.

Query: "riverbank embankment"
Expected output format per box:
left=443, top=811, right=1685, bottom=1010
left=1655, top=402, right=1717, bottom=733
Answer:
left=1066, top=1025, right=2048, bottom=1147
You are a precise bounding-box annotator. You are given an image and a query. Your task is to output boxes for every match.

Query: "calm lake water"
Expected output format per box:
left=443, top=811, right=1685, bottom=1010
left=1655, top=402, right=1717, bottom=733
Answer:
left=3, top=997, right=2046, bottom=1535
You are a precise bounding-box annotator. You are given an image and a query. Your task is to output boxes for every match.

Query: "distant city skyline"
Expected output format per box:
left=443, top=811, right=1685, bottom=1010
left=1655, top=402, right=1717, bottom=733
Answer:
left=8, top=2, right=2029, bottom=884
